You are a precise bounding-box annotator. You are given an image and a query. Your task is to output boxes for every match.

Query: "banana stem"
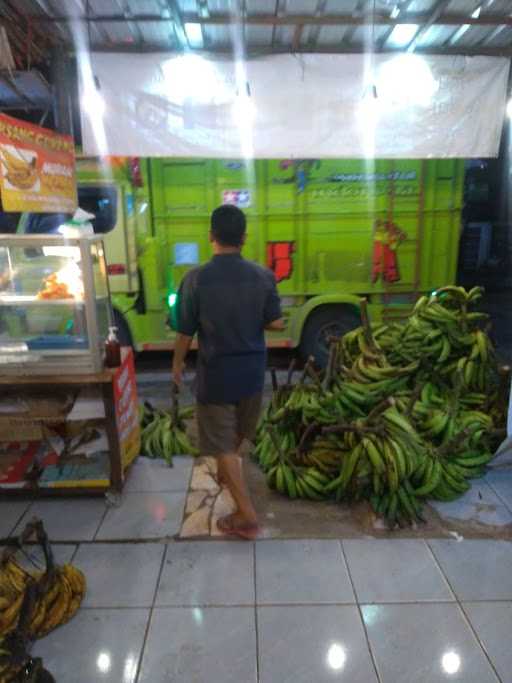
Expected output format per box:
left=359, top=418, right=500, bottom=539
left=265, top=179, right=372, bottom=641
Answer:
left=307, top=364, right=323, bottom=391
left=323, top=423, right=384, bottom=436
left=437, top=425, right=477, bottom=457
left=171, top=381, right=179, bottom=425
left=322, top=342, right=336, bottom=391
left=367, top=397, right=395, bottom=424
left=286, top=358, right=296, bottom=385
left=270, top=367, right=279, bottom=392
left=359, top=298, right=376, bottom=349
left=299, top=357, right=313, bottom=384
left=298, top=422, right=320, bottom=453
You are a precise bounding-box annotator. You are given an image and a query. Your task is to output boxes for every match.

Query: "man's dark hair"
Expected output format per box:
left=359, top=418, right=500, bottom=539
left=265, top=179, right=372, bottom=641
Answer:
left=211, top=204, right=246, bottom=247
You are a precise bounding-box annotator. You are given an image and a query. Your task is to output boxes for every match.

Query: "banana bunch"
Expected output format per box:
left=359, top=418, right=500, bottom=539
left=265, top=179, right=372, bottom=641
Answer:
left=0, top=560, right=27, bottom=637
left=29, top=564, right=86, bottom=639
left=0, top=560, right=85, bottom=640
left=140, top=403, right=198, bottom=464
left=267, top=461, right=330, bottom=500
left=1, top=147, right=38, bottom=190
left=412, top=449, right=492, bottom=502
left=370, top=481, right=426, bottom=528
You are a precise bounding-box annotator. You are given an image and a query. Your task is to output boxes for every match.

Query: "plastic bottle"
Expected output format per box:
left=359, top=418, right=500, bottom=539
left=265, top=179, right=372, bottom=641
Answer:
left=105, top=326, right=121, bottom=368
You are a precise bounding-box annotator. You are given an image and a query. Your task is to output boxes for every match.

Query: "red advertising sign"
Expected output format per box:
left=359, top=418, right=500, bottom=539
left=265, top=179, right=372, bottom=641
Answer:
left=113, top=348, right=140, bottom=471
left=0, top=113, right=77, bottom=213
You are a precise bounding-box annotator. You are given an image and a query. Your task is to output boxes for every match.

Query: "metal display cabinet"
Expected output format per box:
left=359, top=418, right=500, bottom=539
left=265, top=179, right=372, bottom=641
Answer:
left=0, top=234, right=112, bottom=374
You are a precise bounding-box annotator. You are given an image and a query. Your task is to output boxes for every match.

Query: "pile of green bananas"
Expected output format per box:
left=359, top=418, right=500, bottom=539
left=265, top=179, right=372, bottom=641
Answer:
left=254, top=286, right=507, bottom=528
left=140, top=401, right=198, bottom=464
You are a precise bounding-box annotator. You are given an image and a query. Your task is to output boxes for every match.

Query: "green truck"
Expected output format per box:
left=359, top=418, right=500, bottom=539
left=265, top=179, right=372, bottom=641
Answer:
left=18, top=156, right=464, bottom=365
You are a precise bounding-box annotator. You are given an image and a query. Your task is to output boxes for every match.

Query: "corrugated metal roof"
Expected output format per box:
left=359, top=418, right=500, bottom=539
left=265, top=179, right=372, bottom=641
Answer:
left=0, top=0, right=511, bottom=59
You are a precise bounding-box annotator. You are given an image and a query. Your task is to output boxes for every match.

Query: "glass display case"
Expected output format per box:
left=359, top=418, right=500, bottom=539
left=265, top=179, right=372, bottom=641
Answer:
left=0, top=234, right=112, bottom=374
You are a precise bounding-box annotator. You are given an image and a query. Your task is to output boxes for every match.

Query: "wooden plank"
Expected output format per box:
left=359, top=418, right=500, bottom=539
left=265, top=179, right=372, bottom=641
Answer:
left=0, top=371, right=113, bottom=386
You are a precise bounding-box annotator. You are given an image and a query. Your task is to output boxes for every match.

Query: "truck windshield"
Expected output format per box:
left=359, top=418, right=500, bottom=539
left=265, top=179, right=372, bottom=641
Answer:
left=21, top=185, right=117, bottom=235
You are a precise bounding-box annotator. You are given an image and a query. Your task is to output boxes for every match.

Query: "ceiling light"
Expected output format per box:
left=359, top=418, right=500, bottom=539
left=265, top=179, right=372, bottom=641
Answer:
left=390, top=5, right=400, bottom=19
left=471, top=6, right=481, bottom=18
left=387, top=24, right=419, bottom=47
left=507, top=99, right=512, bottom=118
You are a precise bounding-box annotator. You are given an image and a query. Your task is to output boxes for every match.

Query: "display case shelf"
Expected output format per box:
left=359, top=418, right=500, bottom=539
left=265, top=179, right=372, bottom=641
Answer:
left=0, top=235, right=112, bottom=374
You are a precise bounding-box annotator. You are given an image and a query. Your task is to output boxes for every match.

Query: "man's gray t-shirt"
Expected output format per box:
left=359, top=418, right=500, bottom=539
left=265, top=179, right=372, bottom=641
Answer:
left=176, top=253, right=282, bottom=404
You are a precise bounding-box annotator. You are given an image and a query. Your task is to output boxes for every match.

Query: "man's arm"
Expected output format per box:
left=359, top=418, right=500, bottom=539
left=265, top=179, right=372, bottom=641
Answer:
left=172, top=270, right=199, bottom=386
left=263, top=271, right=284, bottom=331
left=172, top=333, right=193, bottom=386
left=265, top=318, right=285, bottom=331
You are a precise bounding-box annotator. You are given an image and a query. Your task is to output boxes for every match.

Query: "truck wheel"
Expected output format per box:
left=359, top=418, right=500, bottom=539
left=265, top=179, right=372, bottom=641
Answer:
left=113, top=310, right=134, bottom=350
left=300, top=306, right=360, bottom=368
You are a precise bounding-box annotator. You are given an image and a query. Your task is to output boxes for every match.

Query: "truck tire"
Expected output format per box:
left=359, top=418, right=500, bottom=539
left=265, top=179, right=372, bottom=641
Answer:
left=113, top=310, right=134, bottom=350
left=300, top=306, right=360, bottom=368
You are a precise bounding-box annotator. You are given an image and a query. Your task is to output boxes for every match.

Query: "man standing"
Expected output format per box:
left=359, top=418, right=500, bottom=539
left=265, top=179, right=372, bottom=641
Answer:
left=172, top=205, right=284, bottom=539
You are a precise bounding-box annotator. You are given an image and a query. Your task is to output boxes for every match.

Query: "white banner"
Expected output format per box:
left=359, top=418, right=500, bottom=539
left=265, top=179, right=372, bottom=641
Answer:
left=80, top=52, right=510, bottom=159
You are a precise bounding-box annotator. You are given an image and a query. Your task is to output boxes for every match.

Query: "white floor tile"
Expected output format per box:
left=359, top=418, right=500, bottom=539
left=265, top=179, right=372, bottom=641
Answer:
left=124, top=456, right=194, bottom=493
left=0, top=500, right=32, bottom=538
left=343, top=539, right=454, bottom=603
left=362, top=603, right=499, bottom=683
left=256, top=540, right=355, bottom=604
left=138, top=607, right=257, bottom=682
left=156, top=541, right=254, bottom=606
left=15, top=498, right=106, bottom=541
left=96, top=492, right=186, bottom=540
left=74, top=543, right=165, bottom=607
left=32, top=608, right=149, bottom=683
left=464, top=601, right=512, bottom=683
left=258, top=605, right=378, bottom=683
left=429, top=539, right=512, bottom=601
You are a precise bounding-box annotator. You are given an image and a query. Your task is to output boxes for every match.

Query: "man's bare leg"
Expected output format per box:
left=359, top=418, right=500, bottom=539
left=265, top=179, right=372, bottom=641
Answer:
left=217, top=453, right=258, bottom=529
left=216, top=439, right=244, bottom=487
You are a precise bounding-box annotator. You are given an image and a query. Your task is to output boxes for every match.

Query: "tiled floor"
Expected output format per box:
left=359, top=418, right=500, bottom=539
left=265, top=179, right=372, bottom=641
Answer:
left=2, top=457, right=512, bottom=681
left=23, top=537, right=512, bottom=682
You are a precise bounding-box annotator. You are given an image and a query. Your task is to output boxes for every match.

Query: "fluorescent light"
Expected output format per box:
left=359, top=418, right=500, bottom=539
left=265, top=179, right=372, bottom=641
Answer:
left=390, top=5, right=400, bottom=19
left=471, top=5, right=481, bottom=18
left=377, top=54, right=438, bottom=107
left=507, top=99, right=512, bottom=118
left=387, top=23, right=419, bottom=47
left=184, top=22, right=203, bottom=46
left=81, top=87, right=105, bottom=118
left=161, top=54, right=228, bottom=104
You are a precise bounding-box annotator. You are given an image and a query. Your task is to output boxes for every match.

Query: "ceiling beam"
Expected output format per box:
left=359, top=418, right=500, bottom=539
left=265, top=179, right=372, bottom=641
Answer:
left=86, top=42, right=512, bottom=57
left=165, top=0, right=188, bottom=49
left=405, top=0, right=453, bottom=52
left=25, top=11, right=512, bottom=27
left=379, top=0, right=415, bottom=48
left=292, top=23, right=304, bottom=51
left=339, top=0, right=368, bottom=46
left=114, top=0, right=145, bottom=46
